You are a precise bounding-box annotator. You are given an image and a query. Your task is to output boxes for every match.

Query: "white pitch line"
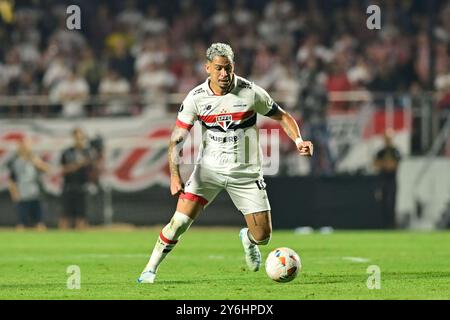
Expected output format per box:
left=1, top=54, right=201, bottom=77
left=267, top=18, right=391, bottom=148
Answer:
left=208, top=255, right=225, bottom=260
left=342, top=256, right=370, bottom=263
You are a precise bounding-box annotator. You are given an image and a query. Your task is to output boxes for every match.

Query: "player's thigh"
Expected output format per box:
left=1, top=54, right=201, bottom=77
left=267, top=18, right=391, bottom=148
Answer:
left=244, top=210, right=272, bottom=241
left=62, top=192, right=75, bottom=216
left=177, top=166, right=223, bottom=220
left=176, top=197, right=204, bottom=220
left=226, top=176, right=272, bottom=240
left=226, top=176, right=271, bottom=216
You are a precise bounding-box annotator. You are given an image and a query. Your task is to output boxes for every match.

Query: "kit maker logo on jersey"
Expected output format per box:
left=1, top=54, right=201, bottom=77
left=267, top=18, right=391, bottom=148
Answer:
left=216, top=114, right=233, bottom=131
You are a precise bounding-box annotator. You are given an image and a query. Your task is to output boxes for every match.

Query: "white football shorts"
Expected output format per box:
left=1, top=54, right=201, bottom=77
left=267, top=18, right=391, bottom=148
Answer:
left=180, top=165, right=271, bottom=215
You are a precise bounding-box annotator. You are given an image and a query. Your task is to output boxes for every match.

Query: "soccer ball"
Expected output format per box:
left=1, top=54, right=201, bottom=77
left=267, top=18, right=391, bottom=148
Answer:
left=265, top=247, right=301, bottom=283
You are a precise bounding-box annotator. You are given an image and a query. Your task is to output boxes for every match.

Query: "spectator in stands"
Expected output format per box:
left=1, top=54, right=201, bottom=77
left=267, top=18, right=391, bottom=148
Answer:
left=325, top=54, right=353, bottom=111
left=298, top=56, right=335, bottom=176
left=7, top=137, right=49, bottom=231
left=137, top=61, right=176, bottom=111
left=107, top=35, right=135, bottom=81
left=374, top=129, right=402, bottom=229
left=50, top=66, right=89, bottom=117
left=59, top=128, right=94, bottom=230
left=98, top=68, right=131, bottom=116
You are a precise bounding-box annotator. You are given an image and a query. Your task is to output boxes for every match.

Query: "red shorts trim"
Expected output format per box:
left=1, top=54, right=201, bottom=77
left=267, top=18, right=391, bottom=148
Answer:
left=179, top=192, right=208, bottom=206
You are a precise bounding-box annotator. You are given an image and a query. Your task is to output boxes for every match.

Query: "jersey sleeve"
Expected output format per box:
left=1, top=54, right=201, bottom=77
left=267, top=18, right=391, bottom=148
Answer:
left=253, top=84, right=280, bottom=117
left=176, top=93, right=197, bottom=131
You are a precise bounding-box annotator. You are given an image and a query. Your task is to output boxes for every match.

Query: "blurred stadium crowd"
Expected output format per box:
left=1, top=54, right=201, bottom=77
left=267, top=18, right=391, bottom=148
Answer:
left=0, top=0, right=449, bottom=118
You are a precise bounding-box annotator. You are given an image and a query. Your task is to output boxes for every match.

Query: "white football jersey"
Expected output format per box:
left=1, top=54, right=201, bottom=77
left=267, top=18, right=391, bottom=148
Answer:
left=176, top=75, right=279, bottom=175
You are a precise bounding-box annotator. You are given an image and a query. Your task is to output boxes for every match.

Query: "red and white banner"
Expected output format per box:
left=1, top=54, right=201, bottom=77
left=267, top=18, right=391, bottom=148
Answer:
left=0, top=108, right=411, bottom=194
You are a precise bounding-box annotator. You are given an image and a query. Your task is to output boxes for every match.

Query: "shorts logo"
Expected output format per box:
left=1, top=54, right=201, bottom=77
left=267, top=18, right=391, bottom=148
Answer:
left=255, top=179, right=266, bottom=190
left=179, top=104, right=184, bottom=112
left=216, top=115, right=233, bottom=131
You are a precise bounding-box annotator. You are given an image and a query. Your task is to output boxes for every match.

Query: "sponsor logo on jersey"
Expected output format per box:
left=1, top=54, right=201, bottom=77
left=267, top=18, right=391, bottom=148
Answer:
left=238, top=81, right=252, bottom=89
left=208, top=133, right=240, bottom=143
left=193, top=88, right=205, bottom=96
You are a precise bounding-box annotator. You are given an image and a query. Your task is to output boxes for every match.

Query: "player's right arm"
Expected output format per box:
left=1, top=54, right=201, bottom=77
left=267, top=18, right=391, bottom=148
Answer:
left=60, top=150, right=89, bottom=175
left=8, top=181, right=20, bottom=202
left=253, top=84, right=313, bottom=156
left=7, top=161, right=19, bottom=202
left=168, top=126, right=190, bottom=196
left=169, top=93, right=197, bottom=196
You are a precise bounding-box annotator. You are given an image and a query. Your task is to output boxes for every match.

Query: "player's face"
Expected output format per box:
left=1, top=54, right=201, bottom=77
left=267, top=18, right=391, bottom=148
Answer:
left=206, top=56, right=234, bottom=90
left=18, top=138, right=32, bottom=157
left=73, top=129, right=86, bottom=148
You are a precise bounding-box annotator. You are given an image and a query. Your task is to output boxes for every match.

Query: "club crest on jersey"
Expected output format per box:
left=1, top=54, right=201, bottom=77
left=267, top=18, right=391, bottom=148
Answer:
left=216, top=115, right=233, bottom=131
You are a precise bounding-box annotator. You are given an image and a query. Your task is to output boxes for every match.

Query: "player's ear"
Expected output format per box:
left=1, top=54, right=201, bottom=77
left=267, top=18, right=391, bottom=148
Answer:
left=205, top=62, right=210, bottom=75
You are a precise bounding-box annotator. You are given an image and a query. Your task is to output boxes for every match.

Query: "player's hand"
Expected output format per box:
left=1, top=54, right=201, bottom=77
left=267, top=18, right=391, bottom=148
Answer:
left=78, top=157, right=90, bottom=167
left=170, top=176, right=185, bottom=196
left=297, top=141, right=313, bottom=157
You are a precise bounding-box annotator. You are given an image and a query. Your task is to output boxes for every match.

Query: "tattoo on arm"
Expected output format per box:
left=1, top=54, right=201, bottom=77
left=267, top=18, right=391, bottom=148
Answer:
left=168, top=126, right=189, bottom=178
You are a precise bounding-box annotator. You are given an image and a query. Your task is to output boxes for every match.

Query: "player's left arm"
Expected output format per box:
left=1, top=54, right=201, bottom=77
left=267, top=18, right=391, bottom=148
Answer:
left=31, top=155, right=51, bottom=173
left=269, top=107, right=313, bottom=157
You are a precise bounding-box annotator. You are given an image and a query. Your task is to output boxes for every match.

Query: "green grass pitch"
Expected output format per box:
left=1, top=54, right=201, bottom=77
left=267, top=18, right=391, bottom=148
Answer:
left=0, top=228, right=449, bottom=300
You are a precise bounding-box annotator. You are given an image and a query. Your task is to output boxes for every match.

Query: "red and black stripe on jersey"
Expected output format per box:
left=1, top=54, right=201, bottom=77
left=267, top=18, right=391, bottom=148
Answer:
left=175, top=102, right=279, bottom=131
left=197, top=103, right=279, bottom=132
left=200, top=112, right=257, bottom=132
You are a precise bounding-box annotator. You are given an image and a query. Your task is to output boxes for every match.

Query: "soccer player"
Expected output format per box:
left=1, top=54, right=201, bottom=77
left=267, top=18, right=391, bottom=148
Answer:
left=59, top=128, right=94, bottom=230
left=7, top=137, right=50, bottom=231
left=138, top=43, right=313, bottom=283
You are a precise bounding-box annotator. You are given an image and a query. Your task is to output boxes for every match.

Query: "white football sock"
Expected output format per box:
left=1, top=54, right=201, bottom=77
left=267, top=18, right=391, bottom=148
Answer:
left=241, top=227, right=255, bottom=247
left=242, top=227, right=271, bottom=246
left=143, top=211, right=193, bottom=274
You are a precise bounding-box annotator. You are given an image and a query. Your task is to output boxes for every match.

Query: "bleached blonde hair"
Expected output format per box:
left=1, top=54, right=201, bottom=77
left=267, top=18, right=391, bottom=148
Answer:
left=206, top=43, right=234, bottom=63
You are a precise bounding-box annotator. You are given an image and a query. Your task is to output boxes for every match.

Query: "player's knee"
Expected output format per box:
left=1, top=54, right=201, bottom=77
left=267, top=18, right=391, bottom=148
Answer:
left=163, top=211, right=193, bottom=239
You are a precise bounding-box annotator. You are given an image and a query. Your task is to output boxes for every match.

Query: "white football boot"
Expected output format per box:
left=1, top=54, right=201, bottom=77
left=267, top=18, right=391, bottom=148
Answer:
left=137, top=271, right=156, bottom=284
left=239, top=228, right=261, bottom=272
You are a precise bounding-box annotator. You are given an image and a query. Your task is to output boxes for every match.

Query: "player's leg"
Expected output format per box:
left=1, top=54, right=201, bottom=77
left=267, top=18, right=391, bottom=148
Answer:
left=140, top=197, right=203, bottom=281
left=243, top=210, right=272, bottom=245
left=31, top=199, right=47, bottom=231
left=139, top=166, right=222, bottom=283
left=239, top=211, right=272, bottom=271
left=227, top=176, right=272, bottom=272
left=59, top=191, right=72, bottom=229
left=15, top=201, right=27, bottom=231
left=74, top=190, right=88, bottom=230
